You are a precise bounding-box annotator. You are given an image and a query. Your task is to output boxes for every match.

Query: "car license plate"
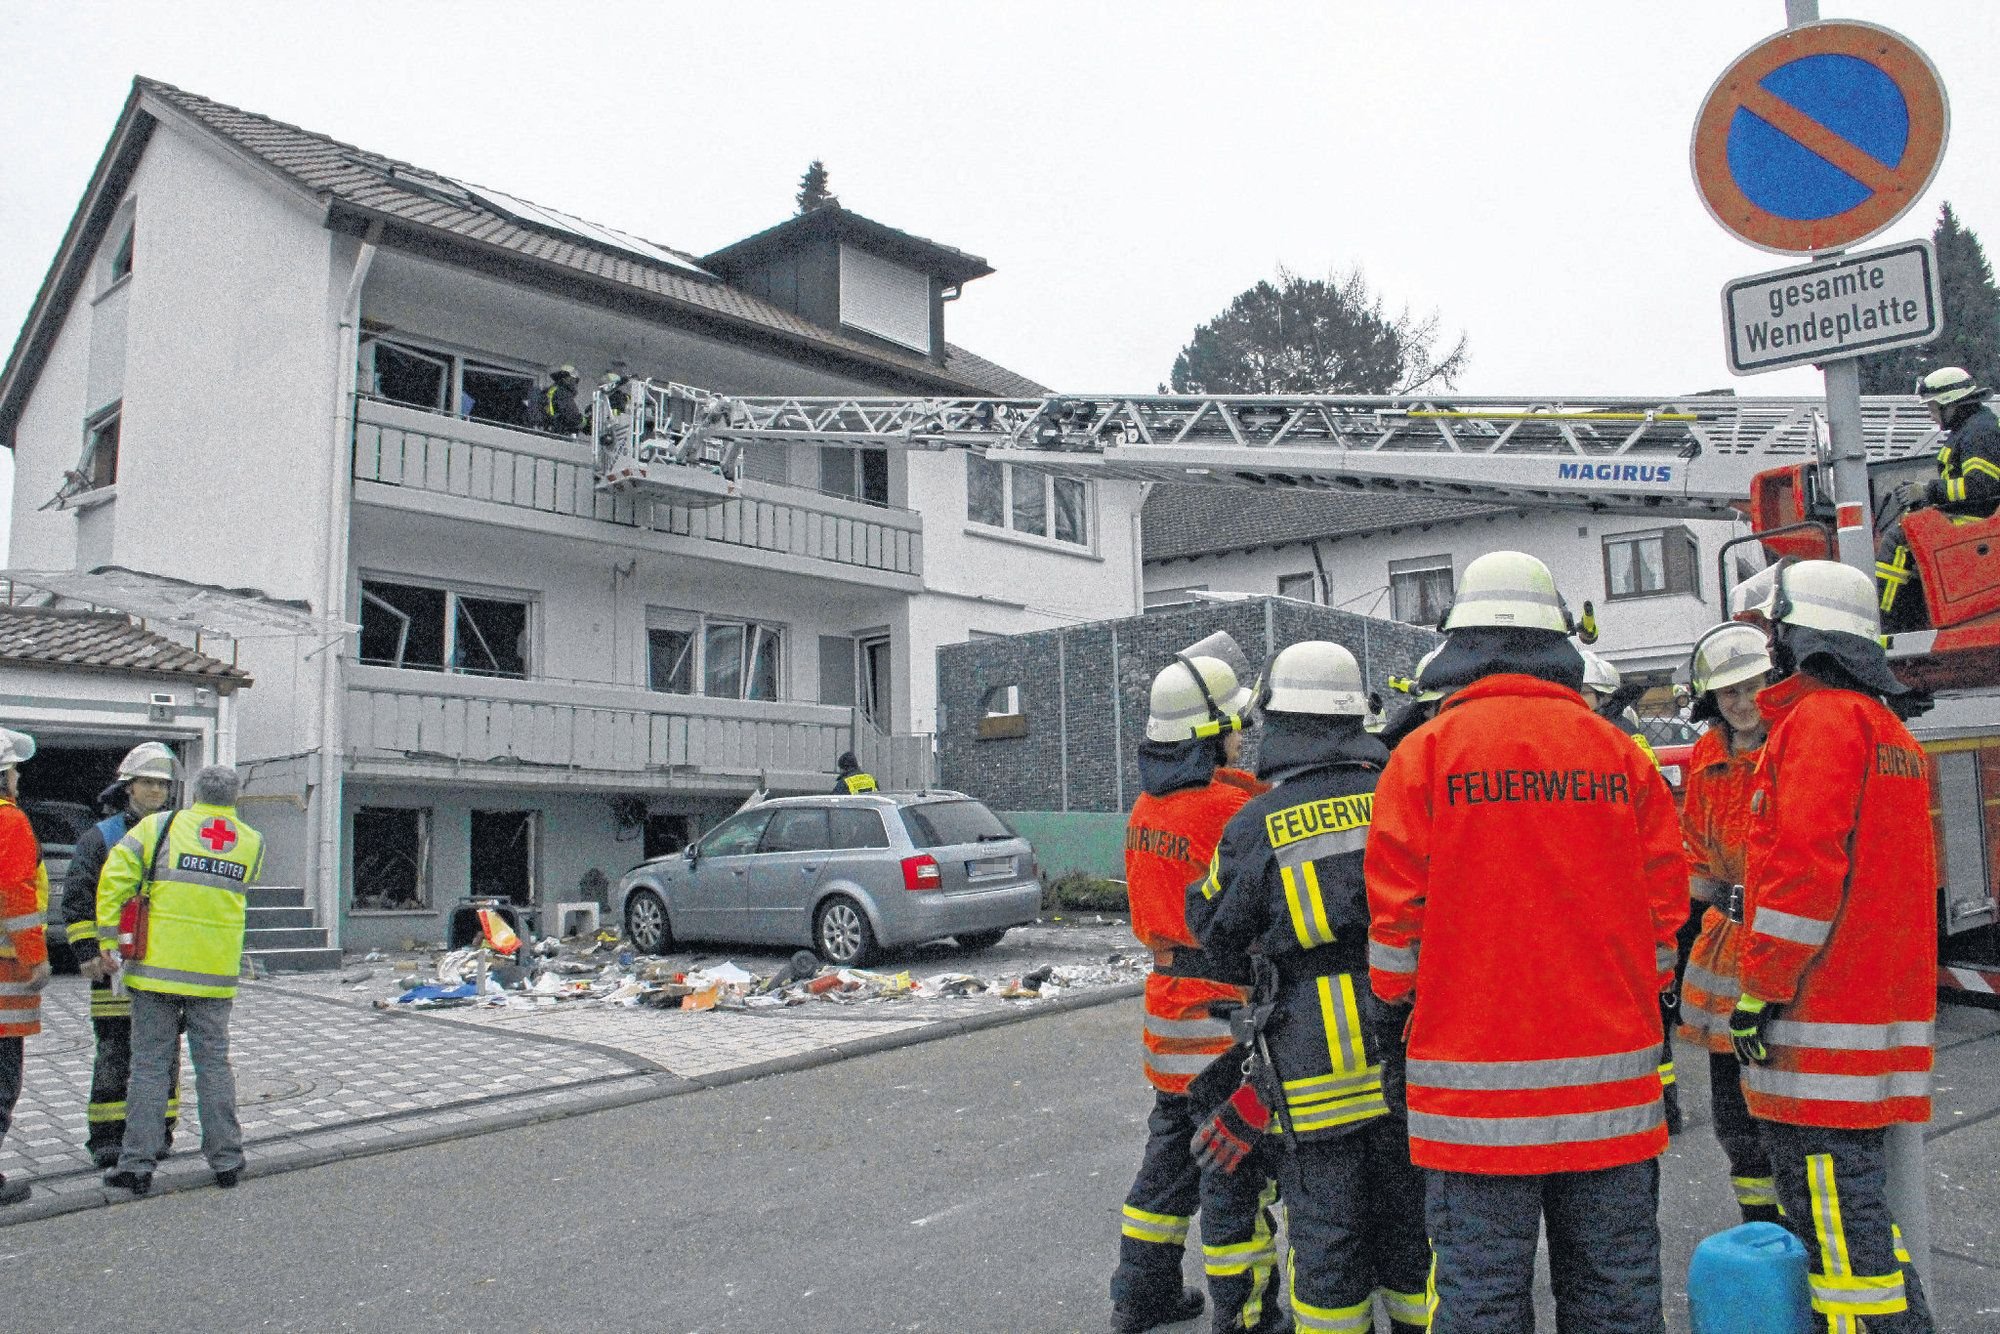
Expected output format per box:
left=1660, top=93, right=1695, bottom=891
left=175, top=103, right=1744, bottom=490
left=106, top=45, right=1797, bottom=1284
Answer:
left=968, top=856, right=1014, bottom=880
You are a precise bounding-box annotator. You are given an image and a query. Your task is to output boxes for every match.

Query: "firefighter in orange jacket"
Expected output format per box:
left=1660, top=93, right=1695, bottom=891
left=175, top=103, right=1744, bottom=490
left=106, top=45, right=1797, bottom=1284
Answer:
left=1366, top=552, right=1686, bottom=1333
left=1674, top=622, right=1783, bottom=1225
left=0, top=727, right=49, bottom=1207
left=1111, top=635, right=1273, bottom=1334
left=1733, top=560, right=1937, bottom=1332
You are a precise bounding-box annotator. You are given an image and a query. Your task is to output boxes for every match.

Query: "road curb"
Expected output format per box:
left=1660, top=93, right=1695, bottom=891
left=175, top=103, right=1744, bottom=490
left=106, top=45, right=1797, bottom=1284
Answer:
left=0, top=981, right=1140, bottom=1229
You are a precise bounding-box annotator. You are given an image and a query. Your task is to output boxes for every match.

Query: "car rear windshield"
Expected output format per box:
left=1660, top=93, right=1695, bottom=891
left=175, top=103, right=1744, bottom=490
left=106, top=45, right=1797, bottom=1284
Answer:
left=900, top=800, right=1013, bottom=849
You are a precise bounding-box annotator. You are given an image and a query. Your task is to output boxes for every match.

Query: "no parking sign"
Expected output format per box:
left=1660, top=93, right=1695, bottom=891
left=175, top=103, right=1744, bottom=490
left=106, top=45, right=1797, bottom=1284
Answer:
left=1691, top=20, right=1948, bottom=254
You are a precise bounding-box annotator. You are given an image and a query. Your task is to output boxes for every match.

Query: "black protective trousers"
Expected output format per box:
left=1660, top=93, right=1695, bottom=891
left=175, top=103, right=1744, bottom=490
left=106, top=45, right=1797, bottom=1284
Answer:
left=1707, top=1052, right=1779, bottom=1224
left=86, top=996, right=180, bottom=1162
left=1764, top=1122, right=1933, bottom=1333
left=1278, top=1115, right=1431, bottom=1332
left=1425, top=1159, right=1665, bottom=1334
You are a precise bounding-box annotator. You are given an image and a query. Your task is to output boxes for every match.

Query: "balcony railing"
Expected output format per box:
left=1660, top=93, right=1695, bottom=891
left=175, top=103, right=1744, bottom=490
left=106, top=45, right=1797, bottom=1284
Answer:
left=344, top=666, right=866, bottom=792
left=350, top=399, right=923, bottom=580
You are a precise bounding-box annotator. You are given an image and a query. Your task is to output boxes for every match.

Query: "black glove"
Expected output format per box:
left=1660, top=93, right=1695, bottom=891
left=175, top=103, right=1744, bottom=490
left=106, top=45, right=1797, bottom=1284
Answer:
left=1891, top=480, right=1933, bottom=514
left=1370, top=999, right=1413, bottom=1115
left=1192, top=1083, right=1270, bottom=1174
left=1730, top=996, right=1780, bottom=1065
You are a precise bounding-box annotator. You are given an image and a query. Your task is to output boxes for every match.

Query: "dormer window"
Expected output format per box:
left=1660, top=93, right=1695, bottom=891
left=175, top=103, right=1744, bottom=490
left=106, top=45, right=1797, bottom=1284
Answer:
left=838, top=246, right=930, bottom=353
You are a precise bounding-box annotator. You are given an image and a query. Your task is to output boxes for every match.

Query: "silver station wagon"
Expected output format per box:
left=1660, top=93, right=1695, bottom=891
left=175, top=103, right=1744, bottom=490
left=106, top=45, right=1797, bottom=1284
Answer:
left=615, top=792, right=1041, bottom=967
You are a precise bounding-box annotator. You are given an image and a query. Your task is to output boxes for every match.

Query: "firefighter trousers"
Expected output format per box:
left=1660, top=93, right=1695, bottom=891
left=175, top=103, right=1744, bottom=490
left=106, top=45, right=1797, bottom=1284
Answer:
left=1876, top=522, right=1929, bottom=635
left=1707, top=1053, right=1778, bottom=1224
left=86, top=981, right=180, bottom=1162
left=1277, top=1115, right=1431, bottom=1333
left=1426, top=1159, right=1665, bottom=1334
left=0, top=1036, right=19, bottom=1149
left=1763, top=1122, right=1933, bottom=1333
left=1200, top=1134, right=1284, bottom=1334
left=1112, top=1088, right=1203, bottom=1313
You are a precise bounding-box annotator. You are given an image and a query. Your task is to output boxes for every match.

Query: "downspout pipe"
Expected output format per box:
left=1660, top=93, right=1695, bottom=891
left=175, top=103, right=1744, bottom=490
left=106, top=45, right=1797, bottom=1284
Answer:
left=315, top=225, right=379, bottom=942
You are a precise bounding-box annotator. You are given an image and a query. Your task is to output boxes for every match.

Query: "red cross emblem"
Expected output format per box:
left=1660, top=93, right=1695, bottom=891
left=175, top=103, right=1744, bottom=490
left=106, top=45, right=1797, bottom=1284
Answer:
left=199, top=818, right=238, bottom=853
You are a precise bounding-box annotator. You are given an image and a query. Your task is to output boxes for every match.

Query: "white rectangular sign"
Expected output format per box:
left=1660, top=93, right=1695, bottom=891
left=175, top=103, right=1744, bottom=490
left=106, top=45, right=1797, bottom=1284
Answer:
left=1722, top=239, right=1941, bottom=375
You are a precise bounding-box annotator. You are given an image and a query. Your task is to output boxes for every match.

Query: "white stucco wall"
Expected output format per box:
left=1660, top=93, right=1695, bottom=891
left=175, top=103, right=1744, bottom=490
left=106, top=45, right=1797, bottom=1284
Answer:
left=1146, top=510, right=1755, bottom=672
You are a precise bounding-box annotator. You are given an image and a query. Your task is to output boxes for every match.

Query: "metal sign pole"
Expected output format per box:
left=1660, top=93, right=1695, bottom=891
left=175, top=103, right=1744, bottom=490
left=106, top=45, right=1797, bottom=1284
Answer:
left=1776, top=0, right=1933, bottom=1303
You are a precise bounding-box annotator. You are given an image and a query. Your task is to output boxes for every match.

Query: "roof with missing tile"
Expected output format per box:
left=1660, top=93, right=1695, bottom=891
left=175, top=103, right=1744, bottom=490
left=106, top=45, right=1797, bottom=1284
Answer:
left=0, top=607, right=250, bottom=686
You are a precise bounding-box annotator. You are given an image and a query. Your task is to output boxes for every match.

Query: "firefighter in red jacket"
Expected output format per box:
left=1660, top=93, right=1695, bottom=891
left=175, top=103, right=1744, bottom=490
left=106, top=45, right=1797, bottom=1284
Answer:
left=0, top=727, right=48, bottom=1207
left=1366, top=551, right=1687, bottom=1333
left=1733, top=559, right=1937, bottom=1332
left=1674, top=622, right=1783, bottom=1225
left=1111, top=635, right=1275, bottom=1334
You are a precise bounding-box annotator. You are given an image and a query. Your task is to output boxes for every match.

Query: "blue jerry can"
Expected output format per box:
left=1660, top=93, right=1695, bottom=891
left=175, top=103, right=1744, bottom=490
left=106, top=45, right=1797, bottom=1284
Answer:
left=1688, top=1222, right=1814, bottom=1334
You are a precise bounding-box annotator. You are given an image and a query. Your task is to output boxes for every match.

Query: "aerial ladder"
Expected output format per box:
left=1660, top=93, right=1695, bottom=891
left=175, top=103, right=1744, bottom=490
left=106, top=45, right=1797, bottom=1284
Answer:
left=591, top=377, right=2000, bottom=1003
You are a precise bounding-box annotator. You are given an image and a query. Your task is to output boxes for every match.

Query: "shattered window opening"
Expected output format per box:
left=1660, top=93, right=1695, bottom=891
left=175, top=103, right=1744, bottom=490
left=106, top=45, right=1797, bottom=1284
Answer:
left=470, top=809, right=536, bottom=905
left=358, top=580, right=529, bottom=679
left=352, top=806, right=430, bottom=910
left=703, top=619, right=783, bottom=701
left=648, top=627, right=695, bottom=694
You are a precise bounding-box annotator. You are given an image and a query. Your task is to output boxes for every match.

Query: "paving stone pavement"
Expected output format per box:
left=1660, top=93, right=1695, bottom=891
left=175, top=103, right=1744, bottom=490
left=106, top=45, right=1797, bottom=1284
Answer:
left=0, top=922, right=1144, bottom=1220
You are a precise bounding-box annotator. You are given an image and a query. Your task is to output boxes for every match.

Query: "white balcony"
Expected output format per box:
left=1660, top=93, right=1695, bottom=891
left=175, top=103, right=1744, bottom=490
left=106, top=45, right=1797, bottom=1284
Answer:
left=345, top=665, right=876, bottom=794
left=349, top=399, right=923, bottom=588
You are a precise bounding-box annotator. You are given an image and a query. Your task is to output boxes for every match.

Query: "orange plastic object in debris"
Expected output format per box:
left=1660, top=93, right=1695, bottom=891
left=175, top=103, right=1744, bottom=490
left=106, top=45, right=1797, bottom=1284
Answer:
left=1904, top=506, right=2000, bottom=629
left=1749, top=464, right=1833, bottom=562
left=806, top=973, right=843, bottom=994
left=477, top=908, right=521, bottom=954
left=680, top=983, right=721, bottom=1011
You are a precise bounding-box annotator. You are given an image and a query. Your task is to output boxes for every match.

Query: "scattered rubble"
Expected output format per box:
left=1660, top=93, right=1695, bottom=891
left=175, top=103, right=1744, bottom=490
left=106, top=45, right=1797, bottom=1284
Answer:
left=365, top=928, right=1147, bottom=1015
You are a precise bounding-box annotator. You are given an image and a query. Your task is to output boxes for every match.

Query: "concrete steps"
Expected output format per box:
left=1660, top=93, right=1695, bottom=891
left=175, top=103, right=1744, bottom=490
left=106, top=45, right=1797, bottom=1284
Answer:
left=242, top=886, right=339, bottom=973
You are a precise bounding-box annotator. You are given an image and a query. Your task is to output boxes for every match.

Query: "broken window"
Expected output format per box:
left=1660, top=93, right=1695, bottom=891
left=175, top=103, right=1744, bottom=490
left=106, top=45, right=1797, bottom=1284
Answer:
left=109, top=222, right=135, bottom=284
left=371, top=340, right=450, bottom=412
left=470, top=809, right=536, bottom=904
left=68, top=407, right=121, bottom=493
left=648, top=627, right=695, bottom=694
left=352, top=806, right=429, bottom=910
left=359, top=579, right=529, bottom=679
left=460, top=360, right=536, bottom=427
left=819, top=446, right=890, bottom=506
left=703, top=619, right=782, bottom=701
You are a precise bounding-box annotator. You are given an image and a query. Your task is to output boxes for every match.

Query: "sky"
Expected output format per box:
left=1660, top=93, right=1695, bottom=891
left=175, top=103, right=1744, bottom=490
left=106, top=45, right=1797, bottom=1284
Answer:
left=1, top=0, right=1996, bottom=550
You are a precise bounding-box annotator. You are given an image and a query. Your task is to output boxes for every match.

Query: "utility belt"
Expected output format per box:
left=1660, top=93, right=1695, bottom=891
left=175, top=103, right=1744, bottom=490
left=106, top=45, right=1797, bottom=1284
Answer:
left=1152, top=945, right=1254, bottom=987
left=1273, top=943, right=1366, bottom=986
left=1721, top=883, right=1746, bottom=926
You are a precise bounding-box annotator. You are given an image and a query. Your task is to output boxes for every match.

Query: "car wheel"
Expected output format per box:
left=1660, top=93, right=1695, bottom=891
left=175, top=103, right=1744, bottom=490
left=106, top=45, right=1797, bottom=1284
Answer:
left=624, top=889, right=673, bottom=955
left=814, top=896, right=875, bottom=968
left=956, top=929, right=1007, bottom=952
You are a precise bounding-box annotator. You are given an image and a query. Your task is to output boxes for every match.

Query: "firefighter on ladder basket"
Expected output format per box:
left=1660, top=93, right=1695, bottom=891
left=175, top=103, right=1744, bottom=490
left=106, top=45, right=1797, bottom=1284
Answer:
left=1876, top=366, right=2000, bottom=633
left=1111, top=634, right=1279, bottom=1334
left=1186, top=641, right=1432, bottom=1334
left=1732, top=560, right=1938, bottom=1332
left=1365, top=551, right=1687, bottom=1332
left=1674, top=623, right=1785, bottom=1226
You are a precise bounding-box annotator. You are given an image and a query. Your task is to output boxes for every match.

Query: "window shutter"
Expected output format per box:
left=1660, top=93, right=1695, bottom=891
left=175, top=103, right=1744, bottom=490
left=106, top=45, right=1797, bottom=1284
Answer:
left=838, top=245, right=931, bottom=352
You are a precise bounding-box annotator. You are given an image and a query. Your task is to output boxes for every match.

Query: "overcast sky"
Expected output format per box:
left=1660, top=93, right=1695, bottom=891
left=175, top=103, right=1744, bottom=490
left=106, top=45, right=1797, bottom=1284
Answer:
left=2, top=1, right=1996, bottom=550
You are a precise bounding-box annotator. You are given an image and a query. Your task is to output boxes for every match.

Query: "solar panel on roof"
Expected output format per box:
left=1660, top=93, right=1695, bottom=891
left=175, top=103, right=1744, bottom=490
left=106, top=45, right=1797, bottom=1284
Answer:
left=456, top=181, right=713, bottom=279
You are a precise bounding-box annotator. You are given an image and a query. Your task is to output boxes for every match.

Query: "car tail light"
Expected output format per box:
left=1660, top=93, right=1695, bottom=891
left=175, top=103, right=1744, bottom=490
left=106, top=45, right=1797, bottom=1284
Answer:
left=901, top=854, right=942, bottom=891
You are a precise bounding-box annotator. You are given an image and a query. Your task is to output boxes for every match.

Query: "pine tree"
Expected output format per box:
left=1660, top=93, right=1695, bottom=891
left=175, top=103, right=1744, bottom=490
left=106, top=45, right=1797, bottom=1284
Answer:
left=1858, top=202, right=2000, bottom=393
left=795, top=160, right=837, bottom=215
left=1169, top=266, right=1469, bottom=394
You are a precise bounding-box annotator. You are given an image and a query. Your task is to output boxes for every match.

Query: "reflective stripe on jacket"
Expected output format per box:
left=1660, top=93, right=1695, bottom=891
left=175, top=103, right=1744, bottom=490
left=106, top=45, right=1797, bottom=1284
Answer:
left=1127, top=769, right=1261, bottom=1093
left=58, top=812, right=130, bottom=961
left=1365, top=673, right=1687, bottom=1174
left=98, top=804, right=264, bottom=999
left=835, top=772, right=878, bottom=795
left=1740, top=675, right=1936, bottom=1128
left=1926, top=403, right=2000, bottom=511
left=1677, top=727, right=1761, bottom=1053
left=0, top=797, right=47, bottom=1037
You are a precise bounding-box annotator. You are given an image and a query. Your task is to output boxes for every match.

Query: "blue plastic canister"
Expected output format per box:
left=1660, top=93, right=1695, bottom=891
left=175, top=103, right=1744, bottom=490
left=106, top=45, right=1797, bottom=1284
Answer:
left=1688, top=1222, right=1814, bottom=1334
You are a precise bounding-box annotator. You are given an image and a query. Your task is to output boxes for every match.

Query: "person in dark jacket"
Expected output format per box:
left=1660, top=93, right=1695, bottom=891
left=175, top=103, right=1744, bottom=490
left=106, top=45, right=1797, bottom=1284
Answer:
left=535, top=365, right=586, bottom=435
left=830, top=752, right=878, bottom=795
left=1188, top=640, right=1432, bottom=1333
left=1877, top=365, right=2000, bottom=631
left=56, top=742, right=180, bottom=1166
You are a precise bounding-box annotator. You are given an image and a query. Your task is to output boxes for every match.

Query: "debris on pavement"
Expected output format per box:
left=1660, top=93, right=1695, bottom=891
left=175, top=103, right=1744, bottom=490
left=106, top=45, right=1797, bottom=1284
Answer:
left=357, top=924, right=1148, bottom=1016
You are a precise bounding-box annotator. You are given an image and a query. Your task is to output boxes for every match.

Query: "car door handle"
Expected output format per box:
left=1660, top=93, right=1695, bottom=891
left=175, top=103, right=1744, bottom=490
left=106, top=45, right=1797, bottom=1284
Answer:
left=801, top=864, right=819, bottom=873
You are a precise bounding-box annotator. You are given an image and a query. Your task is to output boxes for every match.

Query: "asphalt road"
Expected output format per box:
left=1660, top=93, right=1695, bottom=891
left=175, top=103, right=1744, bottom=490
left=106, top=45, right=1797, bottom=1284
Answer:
left=2, top=1000, right=1997, bottom=1332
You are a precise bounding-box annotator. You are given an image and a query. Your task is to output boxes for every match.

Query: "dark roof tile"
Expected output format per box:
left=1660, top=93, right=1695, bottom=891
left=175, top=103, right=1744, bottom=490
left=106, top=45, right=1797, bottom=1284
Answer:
left=1142, top=485, right=1508, bottom=562
left=0, top=607, right=250, bottom=684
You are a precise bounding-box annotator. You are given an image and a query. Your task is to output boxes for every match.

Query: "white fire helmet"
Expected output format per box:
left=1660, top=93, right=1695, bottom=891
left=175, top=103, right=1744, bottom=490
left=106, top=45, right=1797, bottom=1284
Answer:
left=117, top=741, right=178, bottom=783
left=1917, top=365, right=1983, bottom=410
left=1443, top=551, right=1572, bottom=634
left=1580, top=651, right=1622, bottom=697
left=1690, top=623, right=1774, bottom=696
left=1146, top=656, right=1253, bottom=743
left=1260, top=641, right=1369, bottom=717
left=1744, top=559, right=1881, bottom=641
left=0, top=728, right=35, bottom=771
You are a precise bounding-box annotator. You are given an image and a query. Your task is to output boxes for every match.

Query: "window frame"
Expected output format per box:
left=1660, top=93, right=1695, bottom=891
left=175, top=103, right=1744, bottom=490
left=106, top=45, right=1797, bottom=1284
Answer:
left=1602, top=526, right=1700, bottom=602
left=359, top=334, right=540, bottom=427
left=358, top=574, right=535, bottom=679
left=1276, top=571, right=1317, bottom=601
left=75, top=403, right=122, bottom=493
left=350, top=805, right=433, bottom=912
left=965, top=457, right=1094, bottom=549
left=817, top=445, right=891, bottom=507
left=1388, top=555, right=1455, bottom=627
left=647, top=608, right=789, bottom=702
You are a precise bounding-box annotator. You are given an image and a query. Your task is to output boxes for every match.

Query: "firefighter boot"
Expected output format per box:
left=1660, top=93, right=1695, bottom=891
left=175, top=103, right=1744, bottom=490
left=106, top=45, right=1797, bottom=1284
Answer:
left=1110, top=1287, right=1205, bottom=1333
